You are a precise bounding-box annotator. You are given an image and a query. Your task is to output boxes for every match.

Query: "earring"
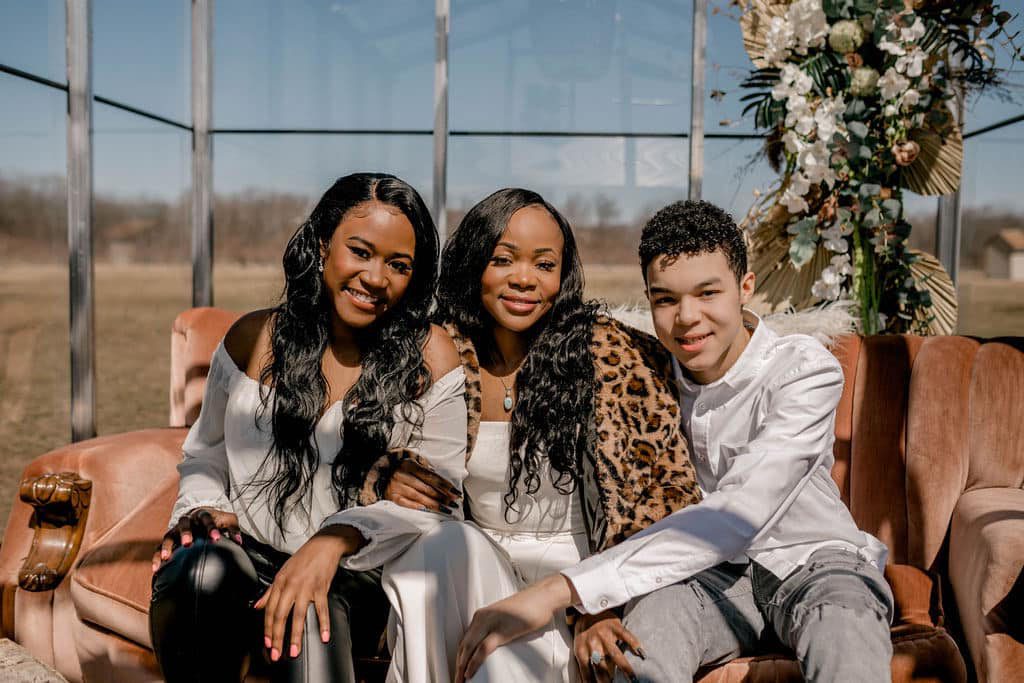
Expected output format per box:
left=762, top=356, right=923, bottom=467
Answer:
left=318, top=259, right=324, bottom=273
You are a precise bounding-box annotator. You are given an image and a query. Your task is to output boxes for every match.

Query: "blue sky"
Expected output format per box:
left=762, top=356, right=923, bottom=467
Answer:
left=2, top=0, right=1022, bottom=223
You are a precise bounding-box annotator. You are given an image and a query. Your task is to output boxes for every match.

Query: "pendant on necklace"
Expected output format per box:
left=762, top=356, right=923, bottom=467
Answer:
left=503, top=388, right=514, bottom=412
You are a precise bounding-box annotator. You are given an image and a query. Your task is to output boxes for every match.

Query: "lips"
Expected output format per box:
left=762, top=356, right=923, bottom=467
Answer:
left=499, top=294, right=541, bottom=315
left=676, top=332, right=712, bottom=353
left=344, top=287, right=384, bottom=312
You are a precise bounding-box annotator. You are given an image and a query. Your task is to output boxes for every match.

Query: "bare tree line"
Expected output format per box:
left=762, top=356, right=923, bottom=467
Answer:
left=1, top=175, right=1019, bottom=269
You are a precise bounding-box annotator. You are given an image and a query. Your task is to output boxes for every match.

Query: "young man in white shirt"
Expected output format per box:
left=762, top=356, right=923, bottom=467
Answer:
left=454, top=200, right=893, bottom=683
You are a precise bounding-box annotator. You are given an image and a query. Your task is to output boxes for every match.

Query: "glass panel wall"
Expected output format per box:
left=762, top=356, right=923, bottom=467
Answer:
left=213, top=0, right=434, bottom=130
left=93, top=103, right=192, bottom=435
left=451, top=0, right=692, bottom=134
left=94, top=0, right=190, bottom=123
left=958, top=120, right=1024, bottom=336
left=212, top=134, right=433, bottom=312
left=705, top=2, right=756, bottom=136
left=449, top=135, right=689, bottom=306
left=0, top=1, right=65, bottom=83
left=0, top=74, right=69, bottom=530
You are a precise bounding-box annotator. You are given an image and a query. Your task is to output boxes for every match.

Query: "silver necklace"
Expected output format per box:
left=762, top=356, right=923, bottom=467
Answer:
left=497, top=373, right=515, bottom=412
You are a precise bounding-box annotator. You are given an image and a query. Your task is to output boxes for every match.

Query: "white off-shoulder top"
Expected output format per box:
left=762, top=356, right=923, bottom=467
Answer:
left=169, top=341, right=468, bottom=555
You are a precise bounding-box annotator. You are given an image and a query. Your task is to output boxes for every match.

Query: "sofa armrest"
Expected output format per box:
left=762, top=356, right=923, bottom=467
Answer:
left=0, top=428, right=187, bottom=640
left=949, top=487, right=1024, bottom=683
left=17, top=473, right=93, bottom=592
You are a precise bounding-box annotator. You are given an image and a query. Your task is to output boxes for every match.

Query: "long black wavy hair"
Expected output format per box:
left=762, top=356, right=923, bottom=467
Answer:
left=257, top=173, right=439, bottom=530
left=435, top=188, right=599, bottom=515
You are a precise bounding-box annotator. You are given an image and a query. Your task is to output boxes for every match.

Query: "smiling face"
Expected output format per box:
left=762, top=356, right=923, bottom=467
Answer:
left=320, top=201, right=416, bottom=335
left=646, top=249, right=756, bottom=384
left=479, top=205, right=564, bottom=335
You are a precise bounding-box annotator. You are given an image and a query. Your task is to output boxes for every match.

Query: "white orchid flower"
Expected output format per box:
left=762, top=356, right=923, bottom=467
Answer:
left=878, top=68, right=910, bottom=101
left=895, top=48, right=925, bottom=78
left=900, top=17, right=926, bottom=43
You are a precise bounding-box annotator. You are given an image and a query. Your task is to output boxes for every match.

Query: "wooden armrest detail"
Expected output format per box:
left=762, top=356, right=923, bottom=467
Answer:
left=17, top=473, right=92, bottom=592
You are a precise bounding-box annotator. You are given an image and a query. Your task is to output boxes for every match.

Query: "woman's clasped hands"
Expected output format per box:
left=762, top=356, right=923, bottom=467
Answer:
left=151, top=507, right=242, bottom=572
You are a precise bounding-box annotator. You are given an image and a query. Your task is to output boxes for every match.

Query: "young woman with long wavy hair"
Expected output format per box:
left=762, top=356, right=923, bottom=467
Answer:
left=327, top=188, right=701, bottom=682
left=148, top=173, right=467, bottom=683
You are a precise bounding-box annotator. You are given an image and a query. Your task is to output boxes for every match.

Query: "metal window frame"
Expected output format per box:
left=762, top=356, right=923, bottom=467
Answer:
left=55, top=0, right=1024, bottom=442
left=192, top=0, right=214, bottom=307
left=66, top=0, right=96, bottom=442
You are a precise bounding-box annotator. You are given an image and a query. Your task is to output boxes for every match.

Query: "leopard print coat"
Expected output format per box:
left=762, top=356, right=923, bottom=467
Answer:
left=359, top=315, right=702, bottom=553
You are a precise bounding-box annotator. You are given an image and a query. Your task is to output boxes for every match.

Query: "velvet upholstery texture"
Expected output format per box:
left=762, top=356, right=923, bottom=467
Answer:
left=0, top=309, right=1020, bottom=683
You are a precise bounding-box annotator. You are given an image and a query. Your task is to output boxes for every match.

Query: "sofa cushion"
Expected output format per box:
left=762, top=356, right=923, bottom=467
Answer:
left=695, top=624, right=965, bottom=682
left=70, top=475, right=178, bottom=650
left=949, top=487, right=1024, bottom=682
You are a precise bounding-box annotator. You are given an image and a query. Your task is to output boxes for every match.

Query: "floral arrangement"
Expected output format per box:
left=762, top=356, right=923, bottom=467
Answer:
left=739, top=0, right=1019, bottom=334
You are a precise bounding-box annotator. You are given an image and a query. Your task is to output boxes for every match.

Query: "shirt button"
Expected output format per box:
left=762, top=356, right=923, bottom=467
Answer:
left=655, top=577, right=663, bottom=584
left=600, top=598, right=609, bottom=608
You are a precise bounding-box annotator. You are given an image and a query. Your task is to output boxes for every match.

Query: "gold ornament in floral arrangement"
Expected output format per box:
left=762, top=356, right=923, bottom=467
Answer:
left=892, top=140, right=921, bottom=166
left=849, top=66, right=880, bottom=96
left=828, top=19, right=865, bottom=54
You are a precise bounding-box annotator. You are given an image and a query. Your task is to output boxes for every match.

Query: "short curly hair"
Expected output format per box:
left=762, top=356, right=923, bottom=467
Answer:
left=639, top=200, right=747, bottom=284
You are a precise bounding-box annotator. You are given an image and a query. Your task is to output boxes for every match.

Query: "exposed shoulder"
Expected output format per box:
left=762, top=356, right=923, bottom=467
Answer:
left=423, top=323, right=460, bottom=380
left=223, top=309, right=274, bottom=380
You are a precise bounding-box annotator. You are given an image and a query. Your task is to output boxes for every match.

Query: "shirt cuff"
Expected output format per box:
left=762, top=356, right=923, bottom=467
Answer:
left=560, top=557, right=632, bottom=615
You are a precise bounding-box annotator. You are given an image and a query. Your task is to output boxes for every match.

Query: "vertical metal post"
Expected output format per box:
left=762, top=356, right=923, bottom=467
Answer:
left=433, top=0, right=450, bottom=246
left=936, top=190, right=961, bottom=286
left=192, top=0, right=214, bottom=307
left=688, top=0, right=707, bottom=200
left=66, top=0, right=96, bottom=441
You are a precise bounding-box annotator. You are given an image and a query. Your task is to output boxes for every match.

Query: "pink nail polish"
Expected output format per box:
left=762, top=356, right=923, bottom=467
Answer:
left=271, top=648, right=279, bottom=662
left=321, top=630, right=329, bottom=643
left=210, top=529, right=221, bottom=541
left=290, top=644, right=299, bottom=658
left=264, top=636, right=271, bottom=649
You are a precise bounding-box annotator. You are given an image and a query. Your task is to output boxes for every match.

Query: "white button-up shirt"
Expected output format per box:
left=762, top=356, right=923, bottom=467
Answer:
left=563, top=312, right=887, bottom=614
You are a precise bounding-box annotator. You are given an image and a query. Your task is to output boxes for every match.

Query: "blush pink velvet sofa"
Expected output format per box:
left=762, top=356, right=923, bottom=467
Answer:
left=0, top=307, right=1021, bottom=682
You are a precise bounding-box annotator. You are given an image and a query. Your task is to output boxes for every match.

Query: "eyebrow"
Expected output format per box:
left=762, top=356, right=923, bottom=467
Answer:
left=648, top=278, right=722, bottom=295
left=348, top=236, right=412, bottom=261
left=495, top=241, right=557, bottom=256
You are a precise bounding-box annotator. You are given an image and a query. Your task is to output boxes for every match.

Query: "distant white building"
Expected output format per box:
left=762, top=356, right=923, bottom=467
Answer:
left=984, top=229, right=1024, bottom=281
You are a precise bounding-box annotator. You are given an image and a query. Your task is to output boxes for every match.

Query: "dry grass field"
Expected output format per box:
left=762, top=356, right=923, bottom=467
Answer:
left=1, top=263, right=1022, bottom=534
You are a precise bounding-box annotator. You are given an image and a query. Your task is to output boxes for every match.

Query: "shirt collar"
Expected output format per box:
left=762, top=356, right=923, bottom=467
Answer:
left=673, top=309, right=773, bottom=395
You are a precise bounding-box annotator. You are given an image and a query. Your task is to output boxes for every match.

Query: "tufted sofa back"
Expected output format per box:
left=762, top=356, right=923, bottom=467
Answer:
left=830, top=334, right=1024, bottom=573
left=169, top=307, right=242, bottom=428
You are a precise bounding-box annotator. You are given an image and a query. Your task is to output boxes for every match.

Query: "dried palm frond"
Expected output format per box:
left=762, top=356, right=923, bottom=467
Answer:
left=740, top=0, right=791, bottom=68
left=901, top=126, right=963, bottom=196
left=908, top=249, right=958, bottom=335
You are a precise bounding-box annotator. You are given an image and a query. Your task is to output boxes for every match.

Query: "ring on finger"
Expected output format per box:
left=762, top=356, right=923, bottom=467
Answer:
left=590, top=651, right=604, bottom=667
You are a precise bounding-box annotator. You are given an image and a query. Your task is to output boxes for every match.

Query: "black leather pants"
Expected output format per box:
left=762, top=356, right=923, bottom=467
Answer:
left=150, top=535, right=387, bottom=683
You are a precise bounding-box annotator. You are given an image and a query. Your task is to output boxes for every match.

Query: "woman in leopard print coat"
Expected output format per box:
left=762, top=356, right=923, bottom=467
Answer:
left=341, top=188, right=702, bottom=682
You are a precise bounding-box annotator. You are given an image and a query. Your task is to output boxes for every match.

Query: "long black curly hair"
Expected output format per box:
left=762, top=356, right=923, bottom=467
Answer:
left=257, top=172, right=438, bottom=530
left=436, top=188, right=599, bottom=515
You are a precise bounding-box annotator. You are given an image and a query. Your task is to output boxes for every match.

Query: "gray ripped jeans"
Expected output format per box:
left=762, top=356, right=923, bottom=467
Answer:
left=613, top=548, right=894, bottom=683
